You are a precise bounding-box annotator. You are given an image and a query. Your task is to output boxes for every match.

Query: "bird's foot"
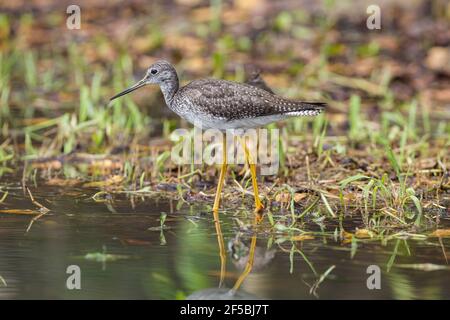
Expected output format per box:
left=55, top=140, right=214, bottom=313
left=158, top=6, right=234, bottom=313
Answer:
left=254, top=202, right=264, bottom=214
left=254, top=210, right=264, bottom=224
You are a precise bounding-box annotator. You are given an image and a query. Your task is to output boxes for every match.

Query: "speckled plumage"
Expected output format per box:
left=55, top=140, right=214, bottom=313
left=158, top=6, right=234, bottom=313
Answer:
left=111, top=60, right=326, bottom=130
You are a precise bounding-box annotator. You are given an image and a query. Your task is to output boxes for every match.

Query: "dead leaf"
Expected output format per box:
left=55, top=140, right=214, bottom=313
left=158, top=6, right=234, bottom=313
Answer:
left=342, top=229, right=375, bottom=242
left=425, top=47, right=450, bottom=73
left=355, top=228, right=374, bottom=239
left=90, top=159, right=123, bottom=170
left=275, top=192, right=290, bottom=203
left=429, top=229, right=450, bottom=238
left=291, top=234, right=315, bottom=241
left=342, top=230, right=353, bottom=244
left=0, top=209, right=38, bottom=215
left=275, top=192, right=308, bottom=203
left=46, top=178, right=81, bottom=186
left=83, top=175, right=124, bottom=188
left=31, top=160, right=62, bottom=170
left=417, top=158, right=437, bottom=169
left=294, top=193, right=308, bottom=202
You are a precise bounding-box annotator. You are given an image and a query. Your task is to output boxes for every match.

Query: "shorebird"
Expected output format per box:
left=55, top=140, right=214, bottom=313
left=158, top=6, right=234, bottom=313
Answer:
left=110, top=60, right=326, bottom=215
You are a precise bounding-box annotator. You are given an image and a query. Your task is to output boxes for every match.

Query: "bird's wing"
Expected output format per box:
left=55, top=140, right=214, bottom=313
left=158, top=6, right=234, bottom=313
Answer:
left=182, top=79, right=325, bottom=120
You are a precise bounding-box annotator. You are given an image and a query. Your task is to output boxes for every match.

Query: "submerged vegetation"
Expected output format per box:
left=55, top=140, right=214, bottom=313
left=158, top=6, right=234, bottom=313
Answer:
left=0, top=0, right=449, bottom=281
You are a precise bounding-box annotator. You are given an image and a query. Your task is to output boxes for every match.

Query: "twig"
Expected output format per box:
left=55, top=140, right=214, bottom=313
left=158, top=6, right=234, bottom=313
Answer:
left=21, top=161, right=28, bottom=194
left=25, top=186, right=50, bottom=233
left=0, top=275, right=7, bottom=287
left=438, top=237, right=448, bottom=264
left=305, top=155, right=311, bottom=183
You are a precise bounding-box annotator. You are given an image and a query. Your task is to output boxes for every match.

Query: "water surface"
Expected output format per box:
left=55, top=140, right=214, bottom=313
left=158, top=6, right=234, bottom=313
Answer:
left=0, top=181, right=449, bottom=299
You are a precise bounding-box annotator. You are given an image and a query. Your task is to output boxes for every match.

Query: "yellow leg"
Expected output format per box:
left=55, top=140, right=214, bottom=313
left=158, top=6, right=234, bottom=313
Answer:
left=213, top=210, right=226, bottom=287
left=213, top=138, right=227, bottom=287
left=231, top=214, right=261, bottom=292
left=249, top=163, right=264, bottom=214
left=213, top=138, right=227, bottom=213
left=231, top=234, right=257, bottom=292
left=240, top=138, right=264, bottom=213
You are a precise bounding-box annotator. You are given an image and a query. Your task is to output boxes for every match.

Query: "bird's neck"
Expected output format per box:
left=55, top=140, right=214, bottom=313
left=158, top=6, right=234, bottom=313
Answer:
left=159, top=76, right=179, bottom=106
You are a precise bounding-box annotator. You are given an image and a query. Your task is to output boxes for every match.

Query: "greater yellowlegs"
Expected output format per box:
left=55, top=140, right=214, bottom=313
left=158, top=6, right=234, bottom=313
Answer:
left=110, top=60, right=326, bottom=214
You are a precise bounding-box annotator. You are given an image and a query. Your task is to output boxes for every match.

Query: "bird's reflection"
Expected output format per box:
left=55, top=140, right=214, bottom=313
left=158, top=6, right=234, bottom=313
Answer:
left=188, top=213, right=276, bottom=300
left=228, top=232, right=276, bottom=273
left=213, top=208, right=227, bottom=288
left=230, top=233, right=258, bottom=292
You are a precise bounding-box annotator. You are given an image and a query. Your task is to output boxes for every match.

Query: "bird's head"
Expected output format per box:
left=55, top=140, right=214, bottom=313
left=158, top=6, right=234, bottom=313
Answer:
left=110, top=60, right=177, bottom=101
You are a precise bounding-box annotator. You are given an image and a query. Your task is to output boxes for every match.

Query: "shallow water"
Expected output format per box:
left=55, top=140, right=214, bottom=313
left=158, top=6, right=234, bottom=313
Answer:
left=0, top=182, right=449, bottom=300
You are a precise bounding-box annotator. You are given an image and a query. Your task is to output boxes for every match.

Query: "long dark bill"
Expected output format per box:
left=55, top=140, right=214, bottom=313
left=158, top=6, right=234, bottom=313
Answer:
left=110, top=78, right=146, bottom=101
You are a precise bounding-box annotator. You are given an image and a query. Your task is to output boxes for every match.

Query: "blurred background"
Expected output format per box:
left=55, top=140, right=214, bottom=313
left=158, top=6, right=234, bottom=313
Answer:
left=0, top=0, right=449, bottom=155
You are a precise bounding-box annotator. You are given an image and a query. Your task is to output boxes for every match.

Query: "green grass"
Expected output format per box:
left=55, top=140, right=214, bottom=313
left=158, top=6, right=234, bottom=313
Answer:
left=0, top=8, right=448, bottom=234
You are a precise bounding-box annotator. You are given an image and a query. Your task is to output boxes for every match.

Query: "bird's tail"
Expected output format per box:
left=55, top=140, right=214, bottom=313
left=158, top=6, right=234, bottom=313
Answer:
left=286, top=102, right=327, bottom=117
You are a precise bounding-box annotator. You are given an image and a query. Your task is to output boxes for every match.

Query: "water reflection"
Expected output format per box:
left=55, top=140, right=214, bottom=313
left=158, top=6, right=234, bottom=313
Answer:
left=189, top=211, right=274, bottom=300
left=228, top=233, right=276, bottom=272
left=0, top=184, right=449, bottom=299
left=212, top=207, right=227, bottom=288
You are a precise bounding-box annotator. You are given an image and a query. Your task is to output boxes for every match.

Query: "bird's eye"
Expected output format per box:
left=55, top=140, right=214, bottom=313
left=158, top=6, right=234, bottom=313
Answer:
left=150, top=69, right=158, bottom=75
